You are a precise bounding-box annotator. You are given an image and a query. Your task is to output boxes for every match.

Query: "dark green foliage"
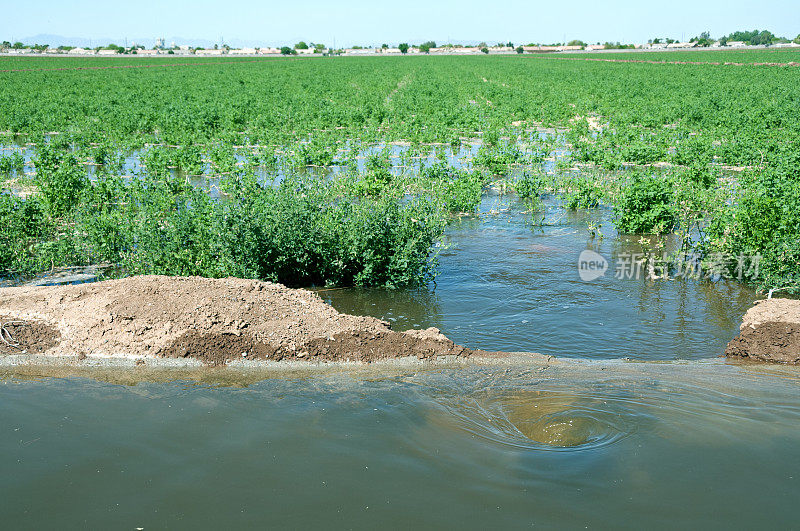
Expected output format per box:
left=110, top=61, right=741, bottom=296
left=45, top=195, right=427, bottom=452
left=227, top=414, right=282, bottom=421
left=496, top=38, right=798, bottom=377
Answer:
left=0, top=193, right=48, bottom=272
left=614, top=173, right=676, bottom=233
left=514, top=171, right=543, bottom=201
left=0, top=151, right=24, bottom=174
left=563, top=177, right=602, bottom=209
left=421, top=163, right=487, bottom=213
left=33, top=145, right=87, bottom=217
left=703, top=153, right=800, bottom=292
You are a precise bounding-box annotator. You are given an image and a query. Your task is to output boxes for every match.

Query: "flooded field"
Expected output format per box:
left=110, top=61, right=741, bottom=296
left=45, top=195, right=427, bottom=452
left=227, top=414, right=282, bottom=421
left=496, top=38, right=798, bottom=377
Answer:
left=324, top=192, right=757, bottom=360
left=2, top=52, right=798, bottom=527
left=1, top=185, right=790, bottom=529
left=2, top=361, right=799, bottom=528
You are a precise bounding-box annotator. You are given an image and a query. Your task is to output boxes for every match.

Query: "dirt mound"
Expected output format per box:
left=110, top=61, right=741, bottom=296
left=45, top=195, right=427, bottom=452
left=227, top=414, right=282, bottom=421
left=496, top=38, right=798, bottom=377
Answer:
left=0, top=320, right=61, bottom=354
left=725, top=298, right=800, bottom=364
left=0, top=275, right=481, bottom=365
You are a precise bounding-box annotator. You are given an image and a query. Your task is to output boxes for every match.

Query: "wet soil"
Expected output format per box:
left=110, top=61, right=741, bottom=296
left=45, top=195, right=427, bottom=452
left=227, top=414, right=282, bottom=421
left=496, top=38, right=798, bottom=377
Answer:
left=0, top=320, right=61, bottom=355
left=725, top=322, right=800, bottom=364
left=162, top=331, right=278, bottom=367
left=725, top=298, right=800, bottom=364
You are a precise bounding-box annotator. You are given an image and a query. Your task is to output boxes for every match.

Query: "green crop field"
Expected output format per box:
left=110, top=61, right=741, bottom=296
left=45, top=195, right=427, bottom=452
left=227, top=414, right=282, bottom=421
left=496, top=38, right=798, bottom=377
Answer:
left=1, top=53, right=798, bottom=292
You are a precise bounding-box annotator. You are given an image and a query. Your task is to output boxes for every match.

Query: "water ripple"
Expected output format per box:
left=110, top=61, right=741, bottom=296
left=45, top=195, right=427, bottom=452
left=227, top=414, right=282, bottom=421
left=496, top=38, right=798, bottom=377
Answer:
left=437, top=390, right=644, bottom=452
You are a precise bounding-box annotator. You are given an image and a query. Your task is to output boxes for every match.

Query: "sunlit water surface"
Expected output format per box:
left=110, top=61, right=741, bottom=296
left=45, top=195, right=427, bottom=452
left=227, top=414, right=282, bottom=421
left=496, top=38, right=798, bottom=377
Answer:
left=1, top=361, right=799, bottom=528
left=1, top=179, right=795, bottom=529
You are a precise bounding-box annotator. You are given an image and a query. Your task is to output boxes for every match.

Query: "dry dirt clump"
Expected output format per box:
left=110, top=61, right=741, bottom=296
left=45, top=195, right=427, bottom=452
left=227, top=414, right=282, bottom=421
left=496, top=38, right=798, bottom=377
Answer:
left=725, top=298, right=800, bottom=364
left=0, top=275, right=482, bottom=365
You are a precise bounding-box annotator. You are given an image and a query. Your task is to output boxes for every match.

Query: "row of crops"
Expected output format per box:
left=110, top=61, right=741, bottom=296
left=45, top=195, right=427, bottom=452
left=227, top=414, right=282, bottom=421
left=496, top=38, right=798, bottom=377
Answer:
left=0, top=54, right=798, bottom=292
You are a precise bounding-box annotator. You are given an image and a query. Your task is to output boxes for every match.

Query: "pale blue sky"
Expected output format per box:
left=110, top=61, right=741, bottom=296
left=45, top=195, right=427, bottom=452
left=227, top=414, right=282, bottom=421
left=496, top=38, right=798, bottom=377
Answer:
left=2, top=0, right=798, bottom=48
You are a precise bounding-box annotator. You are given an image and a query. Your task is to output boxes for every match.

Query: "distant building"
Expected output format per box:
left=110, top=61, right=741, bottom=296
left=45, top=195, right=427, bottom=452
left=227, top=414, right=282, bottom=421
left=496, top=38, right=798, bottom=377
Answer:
left=667, top=42, right=694, bottom=48
left=344, top=48, right=376, bottom=55
left=727, top=41, right=746, bottom=48
left=68, top=47, right=95, bottom=55
left=155, top=37, right=165, bottom=49
left=136, top=49, right=159, bottom=55
left=450, top=47, right=479, bottom=54
left=97, top=49, right=118, bottom=56
left=258, top=47, right=281, bottom=55
left=586, top=44, right=605, bottom=51
left=522, top=46, right=559, bottom=53
left=229, top=47, right=257, bottom=55
left=195, top=49, right=225, bottom=56
left=773, top=42, right=800, bottom=48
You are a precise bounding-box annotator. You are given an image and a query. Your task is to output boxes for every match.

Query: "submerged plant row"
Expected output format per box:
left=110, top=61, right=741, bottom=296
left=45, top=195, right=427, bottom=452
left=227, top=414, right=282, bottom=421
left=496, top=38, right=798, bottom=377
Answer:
left=0, top=55, right=798, bottom=292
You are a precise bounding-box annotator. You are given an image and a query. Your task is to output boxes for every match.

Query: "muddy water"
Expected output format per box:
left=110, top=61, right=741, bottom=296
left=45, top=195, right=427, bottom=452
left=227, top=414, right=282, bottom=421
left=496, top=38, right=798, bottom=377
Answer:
left=1, top=360, right=799, bottom=528
left=323, top=192, right=757, bottom=360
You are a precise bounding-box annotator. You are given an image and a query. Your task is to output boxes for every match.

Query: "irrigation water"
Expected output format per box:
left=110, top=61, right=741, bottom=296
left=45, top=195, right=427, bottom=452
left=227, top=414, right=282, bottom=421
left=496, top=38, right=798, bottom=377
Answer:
left=1, top=171, right=796, bottom=529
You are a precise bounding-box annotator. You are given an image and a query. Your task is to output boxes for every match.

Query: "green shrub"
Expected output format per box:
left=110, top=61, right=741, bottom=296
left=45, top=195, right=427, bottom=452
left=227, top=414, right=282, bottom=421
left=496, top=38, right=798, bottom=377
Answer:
left=703, top=155, right=800, bottom=292
left=514, top=171, right=543, bottom=201
left=0, top=151, right=24, bottom=175
left=563, top=177, right=602, bottom=209
left=0, top=194, right=48, bottom=272
left=614, top=173, right=676, bottom=233
left=422, top=163, right=486, bottom=213
left=33, top=146, right=88, bottom=217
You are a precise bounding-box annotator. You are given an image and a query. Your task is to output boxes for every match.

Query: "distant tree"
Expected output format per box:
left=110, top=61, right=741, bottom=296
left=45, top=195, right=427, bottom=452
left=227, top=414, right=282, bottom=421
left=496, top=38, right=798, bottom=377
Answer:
left=280, top=46, right=297, bottom=55
left=506, top=41, right=513, bottom=48
left=603, top=42, right=635, bottom=50
left=795, top=34, right=800, bottom=44
left=690, top=31, right=713, bottom=47
left=12, top=42, right=24, bottom=49
left=726, top=29, right=776, bottom=46
left=480, top=47, right=489, bottom=54
left=754, top=30, right=775, bottom=45
left=1, top=41, right=10, bottom=48
left=381, top=43, right=388, bottom=49
left=419, top=41, right=436, bottom=53
left=567, top=39, right=587, bottom=47
left=515, top=45, right=524, bottom=54
left=398, top=42, right=409, bottom=54
left=295, top=41, right=308, bottom=49
left=477, top=42, right=487, bottom=48
left=314, top=43, right=326, bottom=50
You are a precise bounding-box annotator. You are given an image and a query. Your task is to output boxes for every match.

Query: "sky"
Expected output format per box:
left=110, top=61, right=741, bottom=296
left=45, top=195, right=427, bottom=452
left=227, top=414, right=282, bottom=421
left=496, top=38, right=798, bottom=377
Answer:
left=2, top=0, right=798, bottom=48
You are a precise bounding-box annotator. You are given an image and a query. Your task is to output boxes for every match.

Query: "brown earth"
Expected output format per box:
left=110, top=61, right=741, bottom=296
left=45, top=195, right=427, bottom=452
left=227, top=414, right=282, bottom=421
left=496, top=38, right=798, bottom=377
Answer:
left=725, top=298, right=800, bottom=364
left=0, top=320, right=61, bottom=354
left=0, top=275, right=487, bottom=366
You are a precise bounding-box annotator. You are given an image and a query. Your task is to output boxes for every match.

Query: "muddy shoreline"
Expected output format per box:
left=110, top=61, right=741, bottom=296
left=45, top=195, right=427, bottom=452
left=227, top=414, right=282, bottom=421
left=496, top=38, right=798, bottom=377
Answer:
left=725, top=298, right=800, bottom=364
left=0, top=275, right=500, bottom=367
left=1, top=275, right=795, bottom=369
